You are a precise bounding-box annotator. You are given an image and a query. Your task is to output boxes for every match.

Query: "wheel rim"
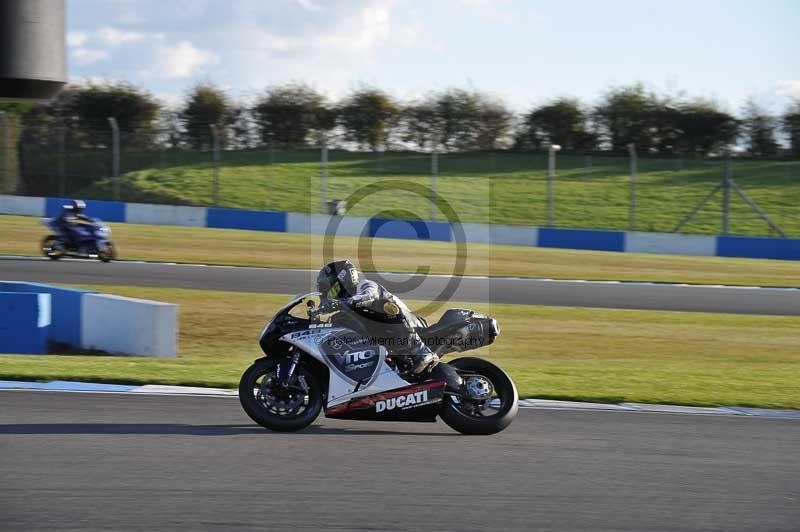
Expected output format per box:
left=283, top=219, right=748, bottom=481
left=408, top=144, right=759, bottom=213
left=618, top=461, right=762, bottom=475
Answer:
left=451, top=372, right=506, bottom=418
left=43, top=238, right=62, bottom=257
left=250, top=368, right=313, bottom=419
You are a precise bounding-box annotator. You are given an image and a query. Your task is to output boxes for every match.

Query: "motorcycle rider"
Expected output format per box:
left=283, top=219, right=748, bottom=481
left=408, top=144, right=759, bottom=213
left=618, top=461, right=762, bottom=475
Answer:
left=316, top=260, right=439, bottom=375
left=55, top=199, right=92, bottom=248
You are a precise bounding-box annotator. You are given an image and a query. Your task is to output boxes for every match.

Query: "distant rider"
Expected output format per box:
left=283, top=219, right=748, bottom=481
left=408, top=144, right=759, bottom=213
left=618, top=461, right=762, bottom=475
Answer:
left=316, top=260, right=439, bottom=375
left=56, top=199, right=92, bottom=247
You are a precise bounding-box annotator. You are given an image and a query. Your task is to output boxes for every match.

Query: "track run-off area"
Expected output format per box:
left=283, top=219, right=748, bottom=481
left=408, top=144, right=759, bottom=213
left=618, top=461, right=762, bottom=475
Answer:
left=2, top=255, right=799, bottom=530
left=1, top=390, right=798, bottom=532
left=1, top=256, right=799, bottom=315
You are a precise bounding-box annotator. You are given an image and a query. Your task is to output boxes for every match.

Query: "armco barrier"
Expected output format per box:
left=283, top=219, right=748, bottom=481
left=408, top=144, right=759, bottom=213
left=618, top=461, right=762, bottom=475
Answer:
left=2, top=194, right=800, bottom=262
left=369, top=217, right=452, bottom=242
left=45, top=197, right=126, bottom=222
left=625, top=231, right=717, bottom=256
left=0, top=292, right=51, bottom=354
left=0, top=282, right=96, bottom=346
left=717, top=235, right=800, bottom=261
left=0, top=195, right=45, bottom=216
left=539, top=227, right=626, bottom=252
left=81, top=294, right=177, bottom=357
left=206, top=207, right=286, bottom=232
left=125, top=203, right=207, bottom=227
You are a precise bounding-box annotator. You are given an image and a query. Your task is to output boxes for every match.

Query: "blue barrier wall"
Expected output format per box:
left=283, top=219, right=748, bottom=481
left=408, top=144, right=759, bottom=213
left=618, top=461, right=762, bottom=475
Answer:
left=369, top=218, right=452, bottom=242
left=4, top=194, right=800, bottom=262
left=45, top=198, right=127, bottom=223
left=0, top=282, right=96, bottom=346
left=538, top=228, right=626, bottom=252
left=0, top=292, right=50, bottom=354
left=206, top=208, right=287, bottom=232
left=716, top=236, right=800, bottom=261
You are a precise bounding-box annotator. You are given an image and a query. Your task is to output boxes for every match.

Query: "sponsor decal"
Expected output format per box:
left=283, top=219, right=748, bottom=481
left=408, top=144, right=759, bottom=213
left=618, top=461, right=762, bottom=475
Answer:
left=375, top=389, right=429, bottom=412
left=321, top=331, right=381, bottom=385
left=309, top=323, right=332, bottom=329
left=325, top=381, right=446, bottom=417
left=288, top=328, right=328, bottom=340
left=382, top=301, right=400, bottom=316
left=333, top=349, right=377, bottom=373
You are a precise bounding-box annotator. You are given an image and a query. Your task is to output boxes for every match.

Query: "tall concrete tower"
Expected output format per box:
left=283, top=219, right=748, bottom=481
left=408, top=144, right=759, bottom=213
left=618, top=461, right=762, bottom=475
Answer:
left=0, top=0, right=66, bottom=101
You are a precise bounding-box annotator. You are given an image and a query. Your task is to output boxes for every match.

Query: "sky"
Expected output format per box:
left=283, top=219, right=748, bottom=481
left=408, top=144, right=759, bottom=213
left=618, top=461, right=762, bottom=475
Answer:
left=66, top=0, right=800, bottom=113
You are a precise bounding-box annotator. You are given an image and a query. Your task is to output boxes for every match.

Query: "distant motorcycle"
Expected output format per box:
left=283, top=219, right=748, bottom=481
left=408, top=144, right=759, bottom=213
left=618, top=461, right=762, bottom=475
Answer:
left=40, top=217, right=117, bottom=262
left=239, top=293, right=518, bottom=435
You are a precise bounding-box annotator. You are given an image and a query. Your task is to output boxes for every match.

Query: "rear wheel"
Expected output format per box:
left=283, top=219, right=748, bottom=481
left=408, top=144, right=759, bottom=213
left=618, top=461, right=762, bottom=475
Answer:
left=41, top=235, right=63, bottom=260
left=439, top=357, right=518, bottom=435
left=239, top=357, right=323, bottom=432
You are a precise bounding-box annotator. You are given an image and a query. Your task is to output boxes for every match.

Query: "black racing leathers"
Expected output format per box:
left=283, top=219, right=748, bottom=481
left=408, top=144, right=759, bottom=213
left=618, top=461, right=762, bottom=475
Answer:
left=336, top=279, right=433, bottom=369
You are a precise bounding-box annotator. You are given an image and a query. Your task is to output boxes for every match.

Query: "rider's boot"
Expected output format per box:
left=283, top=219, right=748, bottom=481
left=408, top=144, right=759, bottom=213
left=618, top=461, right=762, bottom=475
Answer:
left=410, top=341, right=439, bottom=374
left=412, top=351, right=439, bottom=374
left=429, top=361, right=463, bottom=392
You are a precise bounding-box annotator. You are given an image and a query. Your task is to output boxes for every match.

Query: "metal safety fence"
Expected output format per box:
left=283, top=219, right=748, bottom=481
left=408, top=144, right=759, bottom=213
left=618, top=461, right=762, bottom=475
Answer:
left=2, top=114, right=798, bottom=238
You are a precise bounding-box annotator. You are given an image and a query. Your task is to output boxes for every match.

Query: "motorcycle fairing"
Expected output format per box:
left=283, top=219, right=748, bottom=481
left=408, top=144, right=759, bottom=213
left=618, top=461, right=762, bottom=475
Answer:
left=40, top=217, right=113, bottom=256
left=280, top=327, right=413, bottom=407
left=324, top=380, right=446, bottom=422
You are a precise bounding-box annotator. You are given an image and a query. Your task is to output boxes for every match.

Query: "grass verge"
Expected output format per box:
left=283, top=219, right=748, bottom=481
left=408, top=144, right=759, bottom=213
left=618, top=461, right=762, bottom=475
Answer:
left=2, top=214, right=800, bottom=287
left=1, top=284, right=798, bottom=409
left=72, top=149, right=800, bottom=237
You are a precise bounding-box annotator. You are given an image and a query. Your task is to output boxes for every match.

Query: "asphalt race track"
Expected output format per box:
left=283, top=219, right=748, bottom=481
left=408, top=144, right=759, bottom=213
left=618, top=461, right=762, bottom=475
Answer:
left=1, top=257, right=799, bottom=315
left=0, top=391, right=798, bottom=532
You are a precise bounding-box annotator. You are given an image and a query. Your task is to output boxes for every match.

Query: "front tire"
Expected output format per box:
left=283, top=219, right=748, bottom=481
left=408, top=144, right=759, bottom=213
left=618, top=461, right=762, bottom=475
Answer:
left=239, top=357, right=323, bottom=432
left=41, top=235, right=63, bottom=260
left=440, top=357, right=518, bottom=435
left=98, top=241, right=116, bottom=263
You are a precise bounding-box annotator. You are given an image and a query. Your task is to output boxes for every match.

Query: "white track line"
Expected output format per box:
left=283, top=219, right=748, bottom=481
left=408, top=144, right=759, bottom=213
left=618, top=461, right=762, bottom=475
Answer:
left=2, top=254, right=797, bottom=292
left=2, top=382, right=799, bottom=419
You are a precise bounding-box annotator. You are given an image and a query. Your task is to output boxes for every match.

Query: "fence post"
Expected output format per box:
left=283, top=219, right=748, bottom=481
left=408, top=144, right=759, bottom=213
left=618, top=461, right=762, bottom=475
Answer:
left=546, top=144, right=561, bottom=226
left=209, top=124, right=220, bottom=206
left=722, top=152, right=731, bottom=235
left=107, top=117, right=120, bottom=200
left=320, top=135, right=328, bottom=213
left=430, top=148, right=439, bottom=221
left=159, top=142, right=166, bottom=170
left=57, top=122, right=66, bottom=196
left=0, top=111, right=7, bottom=194
left=628, top=143, right=638, bottom=231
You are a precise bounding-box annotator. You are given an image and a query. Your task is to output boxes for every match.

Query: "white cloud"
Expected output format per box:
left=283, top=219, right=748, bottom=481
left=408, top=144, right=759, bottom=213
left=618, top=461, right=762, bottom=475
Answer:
left=97, top=26, right=146, bottom=46
left=67, top=32, right=88, bottom=47
left=456, top=0, right=495, bottom=7
left=230, top=1, right=400, bottom=57
left=115, top=11, right=147, bottom=25
left=293, top=0, right=322, bottom=11
left=777, top=80, right=800, bottom=99
left=72, top=48, right=110, bottom=65
left=153, top=41, right=217, bottom=79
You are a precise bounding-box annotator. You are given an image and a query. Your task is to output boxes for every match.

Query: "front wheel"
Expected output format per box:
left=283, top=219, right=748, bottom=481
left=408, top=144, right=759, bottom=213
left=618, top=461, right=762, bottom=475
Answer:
left=239, top=357, right=323, bottom=432
left=41, top=235, right=63, bottom=260
left=97, top=241, right=116, bottom=263
left=439, top=357, right=518, bottom=435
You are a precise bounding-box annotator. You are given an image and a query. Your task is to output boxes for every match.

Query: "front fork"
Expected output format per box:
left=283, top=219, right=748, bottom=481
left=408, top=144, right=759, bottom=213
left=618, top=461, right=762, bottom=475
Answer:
left=277, top=351, right=302, bottom=387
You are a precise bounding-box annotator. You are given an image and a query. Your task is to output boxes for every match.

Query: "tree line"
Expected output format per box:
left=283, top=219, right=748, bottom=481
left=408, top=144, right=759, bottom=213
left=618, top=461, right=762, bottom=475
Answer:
left=11, top=81, right=800, bottom=157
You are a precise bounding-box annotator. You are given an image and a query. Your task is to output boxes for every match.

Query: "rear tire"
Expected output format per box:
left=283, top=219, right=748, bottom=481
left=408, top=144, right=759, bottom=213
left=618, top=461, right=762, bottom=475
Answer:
left=239, top=358, right=323, bottom=432
left=439, top=357, right=518, bottom=435
left=41, top=235, right=63, bottom=260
